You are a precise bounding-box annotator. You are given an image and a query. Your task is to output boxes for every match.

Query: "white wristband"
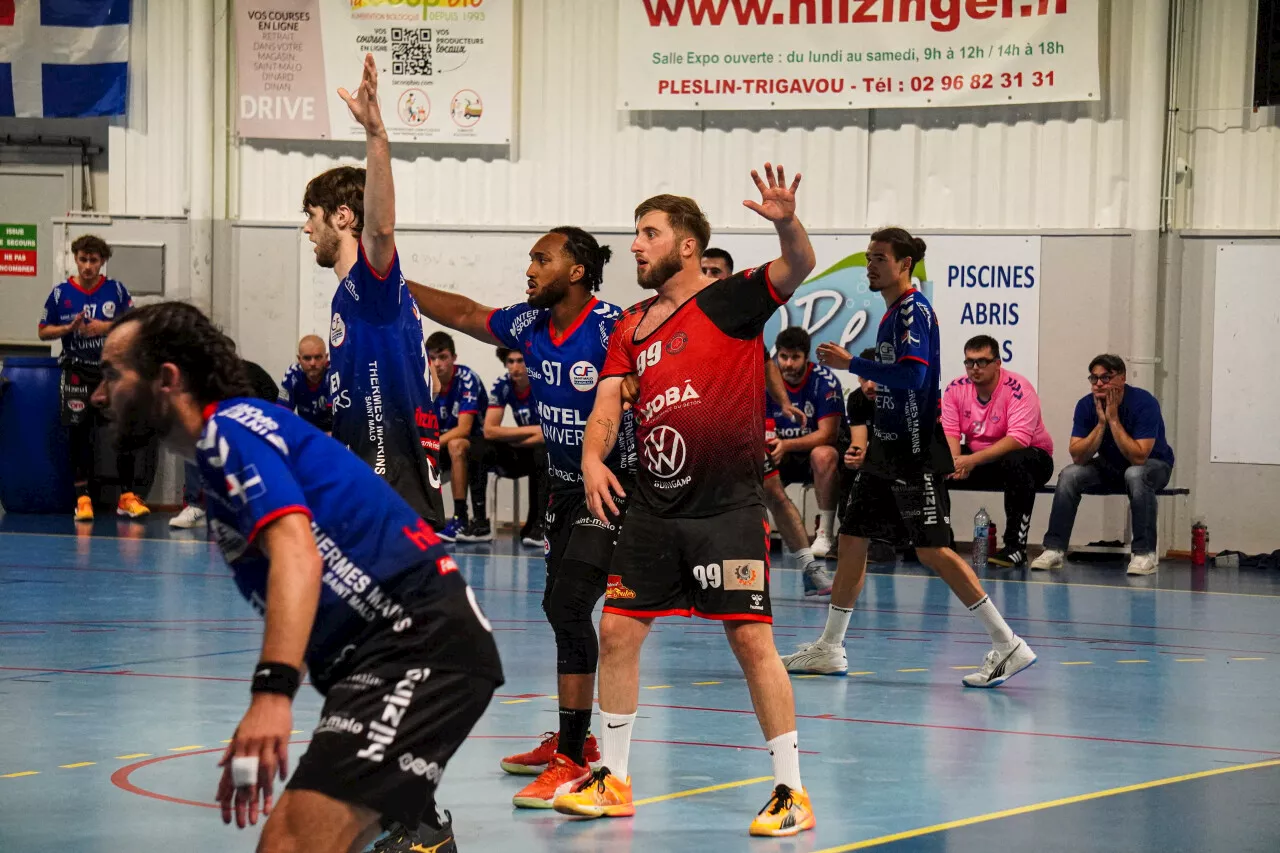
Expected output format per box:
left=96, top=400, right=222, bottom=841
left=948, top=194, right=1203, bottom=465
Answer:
left=231, top=755, right=259, bottom=788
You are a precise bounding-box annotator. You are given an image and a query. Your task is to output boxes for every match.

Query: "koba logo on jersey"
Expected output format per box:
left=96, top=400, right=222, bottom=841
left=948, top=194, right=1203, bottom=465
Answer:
left=640, top=382, right=700, bottom=422
left=569, top=361, right=599, bottom=392
left=356, top=667, right=429, bottom=762
left=330, top=312, right=347, bottom=348
left=642, top=425, right=687, bottom=478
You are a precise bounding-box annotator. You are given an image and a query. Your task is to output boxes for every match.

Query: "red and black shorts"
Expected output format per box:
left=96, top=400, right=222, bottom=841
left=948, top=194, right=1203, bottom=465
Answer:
left=762, top=451, right=813, bottom=486
left=603, top=503, right=772, bottom=623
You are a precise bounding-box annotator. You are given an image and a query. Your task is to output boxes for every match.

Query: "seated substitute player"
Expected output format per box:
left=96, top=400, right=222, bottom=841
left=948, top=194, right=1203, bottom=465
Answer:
left=942, top=334, right=1055, bottom=568
left=558, top=164, right=819, bottom=837
left=38, top=233, right=149, bottom=521
left=784, top=228, right=1037, bottom=688
left=427, top=331, right=493, bottom=543
left=764, top=326, right=844, bottom=559
left=91, top=301, right=502, bottom=853
left=486, top=347, right=549, bottom=547
left=763, top=349, right=834, bottom=596
left=279, top=334, right=335, bottom=433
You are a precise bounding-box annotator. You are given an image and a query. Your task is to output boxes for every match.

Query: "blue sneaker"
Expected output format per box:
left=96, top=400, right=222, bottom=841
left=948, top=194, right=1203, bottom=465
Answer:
left=802, top=563, right=834, bottom=597
left=437, top=517, right=465, bottom=543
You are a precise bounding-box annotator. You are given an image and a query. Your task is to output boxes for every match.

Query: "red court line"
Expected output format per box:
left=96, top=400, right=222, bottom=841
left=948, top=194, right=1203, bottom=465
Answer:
left=112, top=735, right=818, bottom=809
left=635, top=702, right=1280, bottom=757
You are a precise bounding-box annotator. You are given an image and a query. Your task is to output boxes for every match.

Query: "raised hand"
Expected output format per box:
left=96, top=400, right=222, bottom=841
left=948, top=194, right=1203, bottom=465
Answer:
left=815, top=341, right=853, bottom=371
left=743, top=162, right=801, bottom=224
left=338, top=53, right=385, bottom=134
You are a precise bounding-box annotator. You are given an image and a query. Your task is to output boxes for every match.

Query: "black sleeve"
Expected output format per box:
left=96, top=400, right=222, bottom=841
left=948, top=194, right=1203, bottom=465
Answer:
left=696, top=263, right=785, bottom=340
left=847, top=389, right=874, bottom=429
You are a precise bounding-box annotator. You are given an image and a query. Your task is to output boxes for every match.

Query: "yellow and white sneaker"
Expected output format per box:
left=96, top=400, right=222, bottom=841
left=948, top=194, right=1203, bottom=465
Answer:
left=117, top=492, right=150, bottom=519
left=551, top=767, right=634, bottom=818
left=748, top=784, right=816, bottom=837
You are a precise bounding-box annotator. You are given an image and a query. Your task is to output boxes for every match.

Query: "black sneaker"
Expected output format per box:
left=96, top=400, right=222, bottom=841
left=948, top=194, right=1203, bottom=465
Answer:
left=988, top=547, right=1027, bottom=568
left=369, top=813, right=456, bottom=853
left=457, top=517, right=493, bottom=543
left=521, top=524, right=544, bottom=548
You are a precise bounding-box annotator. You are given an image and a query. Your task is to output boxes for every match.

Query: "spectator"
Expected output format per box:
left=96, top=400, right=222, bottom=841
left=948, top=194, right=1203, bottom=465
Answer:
left=278, top=334, right=334, bottom=432
left=427, top=331, right=492, bottom=542
left=942, top=334, right=1055, bottom=568
left=37, top=233, right=147, bottom=521
left=700, top=247, right=734, bottom=280
left=764, top=326, right=844, bottom=558
left=1030, top=354, right=1175, bottom=576
left=485, top=347, right=549, bottom=548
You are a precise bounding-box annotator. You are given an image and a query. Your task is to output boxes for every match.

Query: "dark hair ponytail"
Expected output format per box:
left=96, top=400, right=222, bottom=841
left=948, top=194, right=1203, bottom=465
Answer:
left=870, top=227, right=927, bottom=273
left=551, top=226, right=612, bottom=292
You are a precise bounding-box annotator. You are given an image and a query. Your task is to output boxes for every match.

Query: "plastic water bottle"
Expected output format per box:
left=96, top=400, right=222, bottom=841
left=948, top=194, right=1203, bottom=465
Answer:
left=973, top=507, right=991, bottom=570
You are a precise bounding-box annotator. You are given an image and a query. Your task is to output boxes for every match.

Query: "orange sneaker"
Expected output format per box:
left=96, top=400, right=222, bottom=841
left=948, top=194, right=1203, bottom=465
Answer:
left=117, top=492, right=150, bottom=519
left=74, top=495, right=94, bottom=522
left=500, top=731, right=600, bottom=775
left=552, top=767, right=634, bottom=818
left=748, top=784, right=816, bottom=837
left=512, top=753, right=593, bottom=809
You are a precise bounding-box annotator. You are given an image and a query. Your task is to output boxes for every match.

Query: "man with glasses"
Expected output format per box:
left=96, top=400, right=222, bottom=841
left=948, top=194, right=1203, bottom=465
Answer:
left=1031, top=354, right=1174, bottom=576
left=941, top=335, right=1054, bottom=568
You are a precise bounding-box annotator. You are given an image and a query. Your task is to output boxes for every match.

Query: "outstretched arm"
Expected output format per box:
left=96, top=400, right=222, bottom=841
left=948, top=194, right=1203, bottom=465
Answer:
left=340, top=54, right=395, bottom=275
left=405, top=279, right=500, bottom=345
left=743, top=162, right=816, bottom=297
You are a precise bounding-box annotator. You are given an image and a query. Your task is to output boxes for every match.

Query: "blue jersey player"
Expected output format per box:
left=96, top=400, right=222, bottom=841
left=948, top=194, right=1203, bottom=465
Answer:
left=425, top=331, right=492, bottom=543
left=92, top=301, right=501, bottom=853
left=300, top=53, right=444, bottom=533
left=787, top=227, right=1037, bottom=691
left=405, top=226, right=636, bottom=807
left=278, top=335, right=334, bottom=432
left=485, top=347, right=548, bottom=547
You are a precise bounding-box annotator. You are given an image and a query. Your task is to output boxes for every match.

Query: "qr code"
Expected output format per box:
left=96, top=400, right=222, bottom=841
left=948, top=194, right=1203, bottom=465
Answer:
left=390, top=27, right=432, bottom=77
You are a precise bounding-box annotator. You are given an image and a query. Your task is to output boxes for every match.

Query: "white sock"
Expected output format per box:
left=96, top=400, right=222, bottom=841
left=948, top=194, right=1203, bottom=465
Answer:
left=600, top=711, right=636, bottom=780
left=968, top=595, right=1016, bottom=647
left=818, top=604, right=852, bottom=646
left=767, top=731, right=803, bottom=791
left=795, top=547, right=815, bottom=571
left=819, top=510, right=836, bottom=538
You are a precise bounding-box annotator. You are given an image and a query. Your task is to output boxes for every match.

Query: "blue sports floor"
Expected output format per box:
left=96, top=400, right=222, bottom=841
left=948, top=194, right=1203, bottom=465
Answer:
left=2, top=511, right=1279, bottom=852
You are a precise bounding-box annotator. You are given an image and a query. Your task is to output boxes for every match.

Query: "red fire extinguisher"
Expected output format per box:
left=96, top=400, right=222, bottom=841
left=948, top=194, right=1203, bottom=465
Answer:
left=1191, top=521, right=1208, bottom=567
left=987, top=520, right=998, bottom=555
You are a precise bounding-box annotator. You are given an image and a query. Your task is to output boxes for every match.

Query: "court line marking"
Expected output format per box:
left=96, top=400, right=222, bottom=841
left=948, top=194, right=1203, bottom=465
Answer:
left=1117, top=660, right=1149, bottom=664
left=1060, top=661, right=1093, bottom=666
left=168, top=745, right=203, bottom=752
left=897, top=668, right=928, bottom=673
left=634, top=775, right=771, bottom=807
left=1176, top=658, right=1206, bottom=662
left=2, top=771, right=38, bottom=778
left=810, top=757, right=1280, bottom=852
left=1232, top=657, right=1265, bottom=661
left=115, top=754, right=150, bottom=759
left=59, top=762, right=96, bottom=769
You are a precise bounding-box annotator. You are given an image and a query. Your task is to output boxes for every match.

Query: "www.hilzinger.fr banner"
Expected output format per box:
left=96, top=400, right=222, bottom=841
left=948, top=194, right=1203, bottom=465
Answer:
left=617, top=0, right=1099, bottom=110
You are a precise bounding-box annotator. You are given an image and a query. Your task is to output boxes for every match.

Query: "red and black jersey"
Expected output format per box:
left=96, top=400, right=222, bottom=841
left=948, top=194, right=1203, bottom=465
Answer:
left=602, top=263, right=788, bottom=518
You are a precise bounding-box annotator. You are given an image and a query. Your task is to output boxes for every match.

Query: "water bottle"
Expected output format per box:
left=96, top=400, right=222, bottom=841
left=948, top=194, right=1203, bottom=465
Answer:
left=987, top=519, right=998, bottom=556
left=973, top=507, right=991, bottom=570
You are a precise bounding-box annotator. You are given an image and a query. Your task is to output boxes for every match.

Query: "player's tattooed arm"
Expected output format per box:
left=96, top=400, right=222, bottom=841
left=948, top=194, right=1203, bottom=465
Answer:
left=598, top=417, right=617, bottom=452
left=582, top=377, right=626, bottom=522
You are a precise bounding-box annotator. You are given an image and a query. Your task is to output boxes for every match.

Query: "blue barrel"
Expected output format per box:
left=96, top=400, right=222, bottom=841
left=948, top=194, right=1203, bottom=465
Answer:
left=0, top=357, right=76, bottom=514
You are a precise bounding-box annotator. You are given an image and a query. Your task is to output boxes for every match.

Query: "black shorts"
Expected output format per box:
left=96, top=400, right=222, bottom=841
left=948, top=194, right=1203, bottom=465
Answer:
left=542, top=483, right=629, bottom=611
left=291, top=572, right=502, bottom=826
left=762, top=452, right=813, bottom=486
left=60, top=363, right=100, bottom=427
left=487, top=442, right=542, bottom=480
left=840, top=469, right=952, bottom=548
left=603, top=504, right=772, bottom=623
left=438, top=434, right=486, bottom=474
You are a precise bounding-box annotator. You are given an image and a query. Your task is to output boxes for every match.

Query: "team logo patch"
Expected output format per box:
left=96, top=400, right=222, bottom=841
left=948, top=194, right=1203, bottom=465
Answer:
left=725, top=559, right=766, bottom=592
left=437, top=556, right=459, bottom=575
left=666, top=331, right=688, bottom=354
left=569, top=360, right=599, bottom=392
left=67, top=400, right=85, bottom=413
left=642, top=425, right=687, bottom=478
left=605, top=575, right=636, bottom=600
left=330, top=312, right=347, bottom=347
left=102, top=302, right=116, bottom=319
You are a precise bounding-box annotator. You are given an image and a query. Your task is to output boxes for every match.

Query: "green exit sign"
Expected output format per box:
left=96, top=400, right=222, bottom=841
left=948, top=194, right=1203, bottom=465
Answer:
left=0, top=224, right=37, bottom=250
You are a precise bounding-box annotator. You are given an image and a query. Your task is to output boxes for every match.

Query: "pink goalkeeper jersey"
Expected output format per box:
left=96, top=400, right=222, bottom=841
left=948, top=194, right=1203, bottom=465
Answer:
left=942, top=369, right=1054, bottom=455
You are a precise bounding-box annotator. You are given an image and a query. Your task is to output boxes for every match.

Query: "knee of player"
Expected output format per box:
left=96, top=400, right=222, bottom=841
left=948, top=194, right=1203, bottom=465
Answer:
left=723, top=620, right=776, bottom=660
left=449, top=439, right=470, bottom=459
left=810, top=445, right=838, bottom=471
left=762, top=475, right=788, bottom=506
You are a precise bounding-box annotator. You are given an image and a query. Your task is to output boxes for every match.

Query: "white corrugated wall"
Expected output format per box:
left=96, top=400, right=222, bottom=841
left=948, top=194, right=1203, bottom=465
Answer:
left=1180, top=0, right=1280, bottom=230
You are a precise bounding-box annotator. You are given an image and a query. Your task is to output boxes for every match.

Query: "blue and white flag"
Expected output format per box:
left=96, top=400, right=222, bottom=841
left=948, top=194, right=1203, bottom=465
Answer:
left=0, top=0, right=130, bottom=118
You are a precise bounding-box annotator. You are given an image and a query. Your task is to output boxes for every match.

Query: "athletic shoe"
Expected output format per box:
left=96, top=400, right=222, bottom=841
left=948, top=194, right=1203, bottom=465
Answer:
left=367, top=812, right=456, bottom=853
left=457, top=517, right=493, bottom=542
left=552, top=767, right=634, bottom=818
left=169, top=504, right=207, bottom=529
left=780, top=640, right=847, bottom=675
left=521, top=525, right=545, bottom=548
left=810, top=531, right=834, bottom=559
left=437, top=517, right=464, bottom=543
left=748, top=784, right=816, bottom=837
left=802, top=563, right=834, bottom=597
left=1030, top=548, right=1064, bottom=571
left=117, top=492, right=150, bottom=518
left=500, top=731, right=600, bottom=775
left=1127, top=553, right=1159, bottom=575
left=962, top=637, right=1037, bottom=688
left=512, top=753, right=593, bottom=809
left=74, top=495, right=94, bottom=522
left=988, top=547, right=1026, bottom=569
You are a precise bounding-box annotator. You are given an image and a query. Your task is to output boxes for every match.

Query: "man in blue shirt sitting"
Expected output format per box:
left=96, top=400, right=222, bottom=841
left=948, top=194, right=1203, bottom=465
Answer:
left=1031, top=354, right=1175, bottom=576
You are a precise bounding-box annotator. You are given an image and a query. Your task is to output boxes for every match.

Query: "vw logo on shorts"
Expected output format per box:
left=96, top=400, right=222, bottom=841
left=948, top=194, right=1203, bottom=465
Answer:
left=643, top=425, right=687, bottom=478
